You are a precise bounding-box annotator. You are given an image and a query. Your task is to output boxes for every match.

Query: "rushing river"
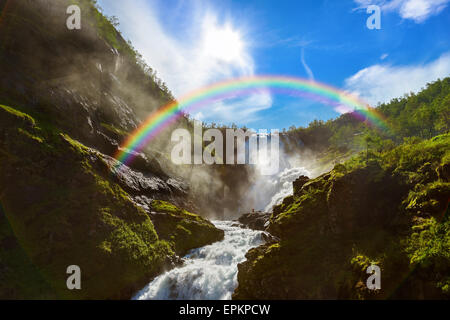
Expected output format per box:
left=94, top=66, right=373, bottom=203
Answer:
left=133, top=221, right=265, bottom=300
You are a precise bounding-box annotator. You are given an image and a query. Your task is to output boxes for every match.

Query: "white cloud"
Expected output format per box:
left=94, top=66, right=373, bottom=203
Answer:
left=99, top=0, right=270, bottom=124
left=344, top=52, right=450, bottom=106
left=380, top=53, right=389, bottom=60
left=354, top=0, right=449, bottom=22
left=301, top=48, right=315, bottom=80
left=192, top=89, right=273, bottom=125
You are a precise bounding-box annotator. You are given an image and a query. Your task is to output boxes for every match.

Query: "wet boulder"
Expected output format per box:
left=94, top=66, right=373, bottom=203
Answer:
left=237, top=211, right=271, bottom=231
left=148, top=200, right=225, bottom=256
left=293, top=175, right=309, bottom=196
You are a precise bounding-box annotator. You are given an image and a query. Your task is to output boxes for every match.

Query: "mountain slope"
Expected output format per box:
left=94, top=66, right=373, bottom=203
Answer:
left=0, top=0, right=224, bottom=299
left=0, top=103, right=223, bottom=299
left=281, top=78, right=450, bottom=175
left=234, top=133, right=450, bottom=299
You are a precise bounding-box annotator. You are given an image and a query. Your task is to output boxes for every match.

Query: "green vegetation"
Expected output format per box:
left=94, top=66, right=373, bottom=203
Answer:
left=0, top=0, right=227, bottom=300
left=150, top=200, right=224, bottom=256
left=100, top=122, right=129, bottom=140
left=1, top=0, right=449, bottom=300
left=0, top=104, right=220, bottom=299
left=235, top=79, right=449, bottom=300
left=283, top=78, right=450, bottom=167
left=234, top=131, right=449, bottom=299
left=0, top=104, right=169, bottom=299
left=0, top=204, right=55, bottom=299
left=0, top=104, right=36, bottom=127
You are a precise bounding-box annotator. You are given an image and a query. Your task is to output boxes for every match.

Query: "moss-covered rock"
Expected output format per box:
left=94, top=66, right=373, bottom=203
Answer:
left=234, top=134, right=450, bottom=300
left=0, top=104, right=221, bottom=299
left=0, top=104, right=171, bottom=299
left=149, top=200, right=224, bottom=256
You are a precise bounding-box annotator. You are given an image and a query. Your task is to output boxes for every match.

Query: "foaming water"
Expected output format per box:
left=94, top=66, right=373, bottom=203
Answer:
left=133, top=221, right=265, bottom=300
left=263, top=166, right=310, bottom=212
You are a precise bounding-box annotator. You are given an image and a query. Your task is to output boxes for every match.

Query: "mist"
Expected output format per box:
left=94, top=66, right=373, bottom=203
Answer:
left=0, top=0, right=329, bottom=221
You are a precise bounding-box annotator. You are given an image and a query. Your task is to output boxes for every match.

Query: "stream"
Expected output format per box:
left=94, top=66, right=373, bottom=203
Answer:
left=133, top=220, right=265, bottom=300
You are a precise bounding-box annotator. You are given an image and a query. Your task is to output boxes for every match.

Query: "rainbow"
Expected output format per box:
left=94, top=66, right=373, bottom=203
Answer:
left=114, top=75, right=388, bottom=165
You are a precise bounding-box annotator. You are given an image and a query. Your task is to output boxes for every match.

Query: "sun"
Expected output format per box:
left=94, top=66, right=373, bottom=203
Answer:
left=204, top=25, right=245, bottom=62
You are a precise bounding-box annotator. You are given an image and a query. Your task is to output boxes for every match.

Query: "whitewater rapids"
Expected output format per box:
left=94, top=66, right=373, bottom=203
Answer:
left=133, top=221, right=266, bottom=300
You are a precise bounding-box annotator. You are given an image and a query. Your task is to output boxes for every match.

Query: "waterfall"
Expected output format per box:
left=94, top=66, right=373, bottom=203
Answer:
left=243, top=164, right=310, bottom=213
left=133, top=221, right=266, bottom=300
left=262, top=166, right=310, bottom=212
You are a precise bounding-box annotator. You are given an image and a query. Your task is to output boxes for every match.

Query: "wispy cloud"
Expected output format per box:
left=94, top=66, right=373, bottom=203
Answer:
left=301, top=48, right=315, bottom=80
left=344, top=52, right=450, bottom=106
left=279, top=36, right=314, bottom=48
left=99, top=0, right=271, bottom=124
left=193, top=89, right=273, bottom=125
left=354, top=0, right=450, bottom=23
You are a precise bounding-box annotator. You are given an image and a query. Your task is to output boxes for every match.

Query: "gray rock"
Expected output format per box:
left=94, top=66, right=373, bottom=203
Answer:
left=237, top=211, right=271, bottom=231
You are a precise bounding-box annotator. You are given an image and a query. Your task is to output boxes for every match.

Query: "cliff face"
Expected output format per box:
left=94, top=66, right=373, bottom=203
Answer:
left=0, top=0, right=259, bottom=219
left=0, top=103, right=223, bottom=299
left=233, top=134, right=450, bottom=299
left=0, top=0, right=173, bottom=145
left=0, top=0, right=223, bottom=299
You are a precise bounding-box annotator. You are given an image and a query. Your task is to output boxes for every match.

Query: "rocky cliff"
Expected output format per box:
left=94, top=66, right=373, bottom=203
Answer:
left=233, top=134, right=450, bottom=299
left=0, top=0, right=223, bottom=299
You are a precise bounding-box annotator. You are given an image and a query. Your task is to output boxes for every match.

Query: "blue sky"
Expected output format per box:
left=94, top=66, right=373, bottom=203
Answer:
left=97, top=0, right=450, bottom=130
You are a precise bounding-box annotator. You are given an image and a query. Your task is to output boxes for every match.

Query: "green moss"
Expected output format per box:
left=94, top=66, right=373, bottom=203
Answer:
left=0, top=204, right=56, bottom=299
left=236, top=133, right=450, bottom=300
left=405, top=181, right=450, bottom=217
left=100, top=123, right=129, bottom=138
left=0, top=106, right=176, bottom=299
left=149, top=200, right=224, bottom=256
left=151, top=200, right=203, bottom=221
left=0, top=104, right=36, bottom=127
left=61, top=133, right=91, bottom=155
left=17, top=128, right=44, bottom=144
left=151, top=200, right=182, bottom=214
left=0, top=104, right=224, bottom=298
